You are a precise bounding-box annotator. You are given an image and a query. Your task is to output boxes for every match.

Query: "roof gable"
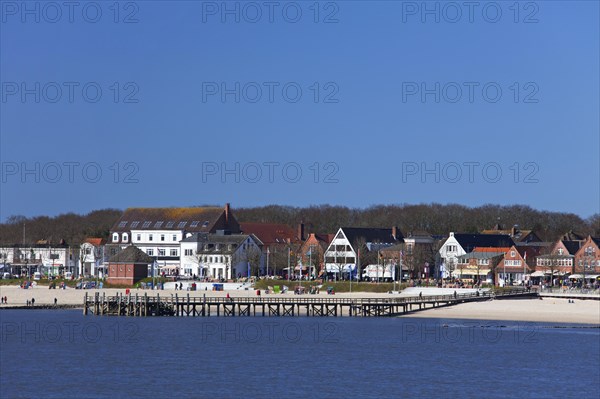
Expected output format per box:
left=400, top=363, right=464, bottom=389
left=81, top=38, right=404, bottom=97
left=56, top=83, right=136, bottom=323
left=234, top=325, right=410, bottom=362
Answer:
left=108, top=246, right=153, bottom=264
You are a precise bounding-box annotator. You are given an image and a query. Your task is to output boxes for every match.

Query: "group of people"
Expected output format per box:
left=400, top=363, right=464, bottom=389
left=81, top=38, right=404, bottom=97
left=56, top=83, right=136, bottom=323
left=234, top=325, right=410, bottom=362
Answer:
left=0, top=296, right=7, bottom=304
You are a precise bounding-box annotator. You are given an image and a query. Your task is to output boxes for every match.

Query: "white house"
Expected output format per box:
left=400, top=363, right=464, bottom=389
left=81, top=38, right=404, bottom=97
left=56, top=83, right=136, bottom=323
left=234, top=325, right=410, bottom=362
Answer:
left=324, top=227, right=403, bottom=278
left=179, top=232, right=263, bottom=279
left=438, top=232, right=514, bottom=278
left=79, top=238, right=108, bottom=278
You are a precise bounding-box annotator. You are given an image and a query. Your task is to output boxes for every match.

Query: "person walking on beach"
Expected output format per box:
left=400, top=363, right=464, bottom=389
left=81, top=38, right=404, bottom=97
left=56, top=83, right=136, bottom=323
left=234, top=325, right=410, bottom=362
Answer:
left=31, top=298, right=35, bottom=306
left=54, top=298, right=57, bottom=306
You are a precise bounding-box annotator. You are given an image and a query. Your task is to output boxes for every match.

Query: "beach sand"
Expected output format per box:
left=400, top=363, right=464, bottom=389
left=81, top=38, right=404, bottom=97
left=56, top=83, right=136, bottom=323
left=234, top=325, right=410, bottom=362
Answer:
left=1, top=285, right=598, bottom=324
left=407, top=298, right=600, bottom=324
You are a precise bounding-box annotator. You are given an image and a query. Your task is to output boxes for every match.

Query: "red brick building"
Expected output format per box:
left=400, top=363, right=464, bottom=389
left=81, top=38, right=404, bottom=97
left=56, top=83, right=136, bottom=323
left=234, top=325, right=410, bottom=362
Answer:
left=574, top=236, right=600, bottom=275
left=107, top=246, right=152, bottom=286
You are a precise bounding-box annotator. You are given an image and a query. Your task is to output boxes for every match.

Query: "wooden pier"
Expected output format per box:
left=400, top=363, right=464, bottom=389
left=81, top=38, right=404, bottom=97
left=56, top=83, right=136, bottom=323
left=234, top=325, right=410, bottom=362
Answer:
left=83, top=289, right=537, bottom=317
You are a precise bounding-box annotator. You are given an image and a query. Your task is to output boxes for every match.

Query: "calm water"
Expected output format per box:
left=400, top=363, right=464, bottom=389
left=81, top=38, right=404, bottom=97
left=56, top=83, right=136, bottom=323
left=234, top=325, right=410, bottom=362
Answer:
left=1, top=310, right=599, bottom=398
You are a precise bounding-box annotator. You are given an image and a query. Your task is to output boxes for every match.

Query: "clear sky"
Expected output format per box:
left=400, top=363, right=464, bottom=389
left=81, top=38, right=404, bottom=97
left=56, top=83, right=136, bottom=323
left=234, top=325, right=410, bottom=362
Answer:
left=1, top=0, right=599, bottom=220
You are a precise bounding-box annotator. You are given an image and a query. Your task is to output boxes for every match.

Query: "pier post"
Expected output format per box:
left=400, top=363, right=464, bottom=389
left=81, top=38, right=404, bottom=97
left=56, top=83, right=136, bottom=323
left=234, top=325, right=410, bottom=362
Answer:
left=83, top=292, right=88, bottom=315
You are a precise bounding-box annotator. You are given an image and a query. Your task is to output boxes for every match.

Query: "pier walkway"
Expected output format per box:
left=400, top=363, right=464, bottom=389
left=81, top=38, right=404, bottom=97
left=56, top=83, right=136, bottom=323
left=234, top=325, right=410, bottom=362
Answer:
left=83, top=289, right=537, bottom=317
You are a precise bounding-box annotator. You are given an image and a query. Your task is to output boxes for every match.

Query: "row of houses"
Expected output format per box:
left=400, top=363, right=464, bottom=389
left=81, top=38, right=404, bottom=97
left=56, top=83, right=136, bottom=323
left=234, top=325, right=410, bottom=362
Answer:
left=1, top=204, right=598, bottom=286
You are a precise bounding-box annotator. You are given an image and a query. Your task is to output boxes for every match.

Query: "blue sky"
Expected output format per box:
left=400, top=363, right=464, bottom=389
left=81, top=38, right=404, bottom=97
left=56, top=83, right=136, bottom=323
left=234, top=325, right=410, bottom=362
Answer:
left=1, top=0, right=599, bottom=220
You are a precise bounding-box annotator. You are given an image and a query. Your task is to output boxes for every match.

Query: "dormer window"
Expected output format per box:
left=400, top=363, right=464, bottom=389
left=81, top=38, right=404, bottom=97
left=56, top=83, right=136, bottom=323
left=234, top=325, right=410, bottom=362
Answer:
left=112, top=233, right=119, bottom=242
left=122, top=233, right=129, bottom=242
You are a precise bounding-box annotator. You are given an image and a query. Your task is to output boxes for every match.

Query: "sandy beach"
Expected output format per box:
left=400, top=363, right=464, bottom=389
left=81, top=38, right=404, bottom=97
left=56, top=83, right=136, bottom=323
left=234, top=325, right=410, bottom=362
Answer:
left=1, top=285, right=598, bottom=324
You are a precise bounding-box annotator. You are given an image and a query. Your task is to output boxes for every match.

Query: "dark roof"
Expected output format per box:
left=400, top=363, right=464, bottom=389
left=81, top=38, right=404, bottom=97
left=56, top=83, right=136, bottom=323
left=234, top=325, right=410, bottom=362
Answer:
left=111, top=207, right=225, bottom=232
left=562, top=240, right=582, bottom=255
left=340, top=227, right=404, bottom=245
left=592, top=237, right=600, bottom=247
left=108, top=246, right=153, bottom=264
left=453, top=233, right=514, bottom=252
left=561, top=231, right=586, bottom=241
left=240, top=223, right=299, bottom=245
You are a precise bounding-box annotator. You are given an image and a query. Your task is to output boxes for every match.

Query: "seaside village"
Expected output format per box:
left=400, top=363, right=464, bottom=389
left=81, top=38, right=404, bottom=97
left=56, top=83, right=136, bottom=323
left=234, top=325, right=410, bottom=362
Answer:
left=1, top=204, right=599, bottom=290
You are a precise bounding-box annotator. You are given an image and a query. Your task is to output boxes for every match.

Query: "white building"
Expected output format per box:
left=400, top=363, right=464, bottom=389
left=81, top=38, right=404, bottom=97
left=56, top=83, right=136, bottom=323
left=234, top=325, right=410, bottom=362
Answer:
left=108, top=203, right=241, bottom=271
left=79, top=238, right=108, bottom=278
left=438, top=232, right=514, bottom=278
left=0, top=242, right=78, bottom=277
left=180, top=232, right=263, bottom=279
left=324, top=227, right=403, bottom=278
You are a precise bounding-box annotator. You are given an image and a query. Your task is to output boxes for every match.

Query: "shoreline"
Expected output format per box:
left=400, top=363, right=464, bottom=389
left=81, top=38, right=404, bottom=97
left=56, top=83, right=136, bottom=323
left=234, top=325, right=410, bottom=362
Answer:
left=1, top=285, right=598, bottom=325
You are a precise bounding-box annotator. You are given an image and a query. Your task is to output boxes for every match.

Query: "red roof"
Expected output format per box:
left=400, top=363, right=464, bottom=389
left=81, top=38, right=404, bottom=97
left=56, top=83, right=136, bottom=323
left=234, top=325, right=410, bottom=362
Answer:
left=85, top=237, right=105, bottom=246
left=473, top=247, right=511, bottom=253
left=240, top=223, right=299, bottom=246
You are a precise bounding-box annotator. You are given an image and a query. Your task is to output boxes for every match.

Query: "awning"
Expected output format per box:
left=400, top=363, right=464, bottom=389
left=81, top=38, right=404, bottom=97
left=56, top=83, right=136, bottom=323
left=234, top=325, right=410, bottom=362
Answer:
left=160, top=265, right=179, bottom=270
left=568, top=274, right=599, bottom=279
left=453, top=269, right=490, bottom=276
left=530, top=271, right=545, bottom=277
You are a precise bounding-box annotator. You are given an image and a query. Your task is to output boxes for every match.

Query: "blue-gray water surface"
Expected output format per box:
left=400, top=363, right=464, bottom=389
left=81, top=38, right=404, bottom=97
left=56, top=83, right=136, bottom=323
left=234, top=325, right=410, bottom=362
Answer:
left=1, top=310, right=599, bottom=398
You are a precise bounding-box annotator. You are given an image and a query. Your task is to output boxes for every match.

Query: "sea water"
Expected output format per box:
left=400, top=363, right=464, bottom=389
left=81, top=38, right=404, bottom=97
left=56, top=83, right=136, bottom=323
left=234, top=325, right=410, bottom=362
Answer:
left=1, top=310, right=598, bottom=398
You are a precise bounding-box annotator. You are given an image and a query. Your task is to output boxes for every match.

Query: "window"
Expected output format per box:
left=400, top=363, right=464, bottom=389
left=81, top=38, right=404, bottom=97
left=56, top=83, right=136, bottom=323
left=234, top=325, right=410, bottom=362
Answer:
left=510, top=251, right=516, bottom=257
left=112, top=233, right=119, bottom=242
left=202, top=221, right=209, bottom=227
left=190, top=221, right=200, bottom=228
left=142, top=221, right=151, bottom=228
left=147, top=249, right=154, bottom=256
left=177, top=221, right=187, bottom=229
left=154, top=221, right=164, bottom=228
left=158, top=249, right=165, bottom=256
left=184, top=249, right=193, bottom=256
left=166, top=221, right=175, bottom=228
left=557, top=248, right=564, bottom=255
left=172, top=234, right=177, bottom=241
left=136, top=234, right=141, bottom=241
left=170, top=249, right=178, bottom=256
left=122, top=233, right=128, bottom=242
left=130, top=221, right=140, bottom=228
left=161, top=234, right=165, bottom=242
left=149, top=234, right=153, bottom=241
left=85, top=248, right=91, bottom=255
left=446, top=245, right=456, bottom=252
left=118, top=221, right=127, bottom=228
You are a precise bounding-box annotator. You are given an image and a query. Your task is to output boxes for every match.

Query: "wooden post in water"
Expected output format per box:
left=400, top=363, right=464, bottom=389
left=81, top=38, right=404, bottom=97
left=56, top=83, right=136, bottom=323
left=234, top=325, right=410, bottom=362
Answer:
left=83, top=292, right=88, bottom=315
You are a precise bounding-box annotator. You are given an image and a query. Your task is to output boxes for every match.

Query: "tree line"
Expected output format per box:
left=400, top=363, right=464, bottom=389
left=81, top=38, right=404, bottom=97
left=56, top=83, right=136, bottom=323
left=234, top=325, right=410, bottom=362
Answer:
left=0, top=204, right=598, bottom=246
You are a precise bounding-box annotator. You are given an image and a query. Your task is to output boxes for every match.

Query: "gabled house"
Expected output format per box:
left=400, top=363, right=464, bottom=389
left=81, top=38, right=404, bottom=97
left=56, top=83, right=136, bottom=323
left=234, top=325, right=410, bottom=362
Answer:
left=573, top=236, right=600, bottom=277
left=108, top=203, right=240, bottom=271
left=455, top=247, right=509, bottom=283
left=324, top=227, right=404, bottom=278
left=79, top=238, right=107, bottom=278
left=439, top=232, right=515, bottom=278
left=179, top=232, right=262, bottom=280
left=495, top=245, right=535, bottom=286
left=535, top=239, right=581, bottom=277
left=298, top=233, right=335, bottom=278
left=240, top=222, right=303, bottom=276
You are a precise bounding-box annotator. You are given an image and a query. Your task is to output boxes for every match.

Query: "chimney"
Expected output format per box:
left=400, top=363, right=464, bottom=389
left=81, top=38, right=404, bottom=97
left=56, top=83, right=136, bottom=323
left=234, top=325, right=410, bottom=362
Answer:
left=392, top=226, right=397, bottom=240
left=225, top=203, right=230, bottom=223
left=298, top=222, right=305, bottom=241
